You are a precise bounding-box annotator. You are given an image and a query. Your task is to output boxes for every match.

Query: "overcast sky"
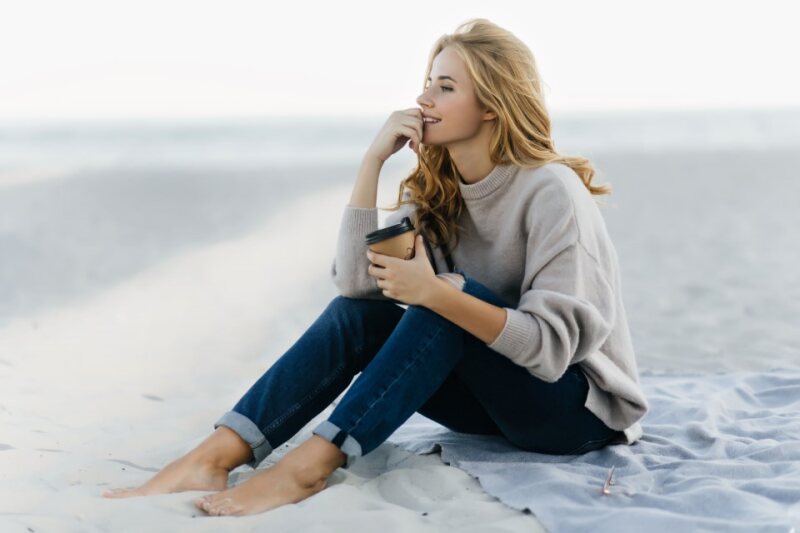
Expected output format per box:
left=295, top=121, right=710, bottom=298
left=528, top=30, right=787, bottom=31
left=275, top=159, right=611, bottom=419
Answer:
left=1, top=0, right=796, bottom=121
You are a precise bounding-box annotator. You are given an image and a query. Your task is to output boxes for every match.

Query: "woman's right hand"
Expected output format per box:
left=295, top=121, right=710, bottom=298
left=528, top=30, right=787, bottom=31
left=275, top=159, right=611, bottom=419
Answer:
left=366, top=108, right=424, bottom=163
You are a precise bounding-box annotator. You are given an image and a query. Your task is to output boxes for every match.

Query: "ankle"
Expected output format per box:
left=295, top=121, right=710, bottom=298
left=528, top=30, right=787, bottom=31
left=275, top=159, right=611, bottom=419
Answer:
left=280, top=436, right=346, bottom=485
left=189, top=427, right=255, bottom=471
left=186, top=447, right=248, bottom=473
left=281, top=460, right=331, bottom=489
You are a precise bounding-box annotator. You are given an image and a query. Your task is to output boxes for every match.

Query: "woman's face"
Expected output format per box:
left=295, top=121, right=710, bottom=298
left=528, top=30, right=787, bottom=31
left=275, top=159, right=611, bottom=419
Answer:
left=416, top=46, right=495, bottom=149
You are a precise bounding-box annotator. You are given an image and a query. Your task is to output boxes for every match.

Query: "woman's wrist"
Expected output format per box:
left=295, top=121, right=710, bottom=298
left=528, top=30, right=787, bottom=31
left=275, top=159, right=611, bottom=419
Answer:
left=436, top=272, right=466, bottom=291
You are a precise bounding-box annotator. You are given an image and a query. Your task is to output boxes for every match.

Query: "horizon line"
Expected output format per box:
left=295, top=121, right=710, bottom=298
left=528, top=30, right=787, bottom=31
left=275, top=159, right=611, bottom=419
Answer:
left=2, top=104, right=800, bottom=127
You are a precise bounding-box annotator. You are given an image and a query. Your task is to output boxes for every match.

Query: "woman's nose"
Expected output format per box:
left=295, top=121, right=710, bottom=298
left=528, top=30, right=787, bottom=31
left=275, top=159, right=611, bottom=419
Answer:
left=416, top=91, right=431, bottom=106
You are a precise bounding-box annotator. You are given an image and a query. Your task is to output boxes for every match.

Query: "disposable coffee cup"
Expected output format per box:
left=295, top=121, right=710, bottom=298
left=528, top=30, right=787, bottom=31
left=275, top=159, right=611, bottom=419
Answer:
left=365, top=216, right=416, bottom=260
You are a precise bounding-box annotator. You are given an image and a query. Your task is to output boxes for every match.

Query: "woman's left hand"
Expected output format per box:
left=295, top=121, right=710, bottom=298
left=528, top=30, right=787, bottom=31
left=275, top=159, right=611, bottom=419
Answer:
left=366, top=234, right=438, bottom=306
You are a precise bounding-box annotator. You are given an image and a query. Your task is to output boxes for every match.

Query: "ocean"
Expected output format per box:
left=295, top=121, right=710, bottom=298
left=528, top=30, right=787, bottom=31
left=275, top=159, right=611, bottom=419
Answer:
left=1, top=107, right=799, bottom=372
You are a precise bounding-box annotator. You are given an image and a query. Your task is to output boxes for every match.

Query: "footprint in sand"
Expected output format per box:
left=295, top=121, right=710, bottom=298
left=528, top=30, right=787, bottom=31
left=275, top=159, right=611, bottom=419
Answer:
left=141, top=394, right=164, bottom=401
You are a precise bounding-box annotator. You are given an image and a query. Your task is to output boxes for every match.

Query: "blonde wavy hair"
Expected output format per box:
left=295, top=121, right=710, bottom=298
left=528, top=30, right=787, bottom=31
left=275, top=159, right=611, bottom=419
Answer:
left=379, top=18, right=612, bottom=257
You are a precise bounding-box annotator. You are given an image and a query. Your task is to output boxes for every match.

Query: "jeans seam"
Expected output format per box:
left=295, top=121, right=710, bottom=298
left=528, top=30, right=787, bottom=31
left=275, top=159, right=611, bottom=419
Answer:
left=262, top=362, right=346, bottom=434
left=347, top=320, right=444, bottom=435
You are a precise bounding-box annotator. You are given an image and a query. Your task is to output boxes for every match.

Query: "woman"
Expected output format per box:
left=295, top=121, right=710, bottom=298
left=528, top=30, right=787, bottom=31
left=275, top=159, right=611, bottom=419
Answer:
left=103, top=18, right=649, bottom=517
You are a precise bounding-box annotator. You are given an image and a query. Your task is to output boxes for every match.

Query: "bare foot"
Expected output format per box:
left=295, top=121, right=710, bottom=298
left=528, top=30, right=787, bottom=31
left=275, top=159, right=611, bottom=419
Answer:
left=193, top=462, right=327, bottom=516
left=102, top=453, right=230, bottom=499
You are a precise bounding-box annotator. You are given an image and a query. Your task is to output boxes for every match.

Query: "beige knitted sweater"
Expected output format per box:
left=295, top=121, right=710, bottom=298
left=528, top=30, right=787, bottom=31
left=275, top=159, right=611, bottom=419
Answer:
left=330, top=162, right=649, bottom=445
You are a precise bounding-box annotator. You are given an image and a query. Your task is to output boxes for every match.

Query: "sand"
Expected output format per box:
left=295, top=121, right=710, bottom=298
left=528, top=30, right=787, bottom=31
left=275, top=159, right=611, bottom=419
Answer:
left=0, top=181, right=544, bottom=532
left=2, top=145, right=798, bottom=531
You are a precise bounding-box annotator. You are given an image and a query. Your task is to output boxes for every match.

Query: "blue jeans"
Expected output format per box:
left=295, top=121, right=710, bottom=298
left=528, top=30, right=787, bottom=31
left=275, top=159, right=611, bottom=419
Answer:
left=214, top=268, right=623, bottom=469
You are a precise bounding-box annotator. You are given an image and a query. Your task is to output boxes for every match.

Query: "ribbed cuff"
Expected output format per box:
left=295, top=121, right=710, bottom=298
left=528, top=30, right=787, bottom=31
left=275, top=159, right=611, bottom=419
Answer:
left=486, top=307, right=532, bottom=362
left=213, top=411, right=273, bottom=469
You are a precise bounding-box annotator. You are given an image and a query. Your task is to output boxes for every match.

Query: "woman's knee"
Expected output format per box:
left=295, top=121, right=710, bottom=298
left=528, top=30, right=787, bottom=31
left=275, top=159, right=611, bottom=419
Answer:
left=327, top=294, right=392, bottom=315
left=324, top=295, right=405, bottom=332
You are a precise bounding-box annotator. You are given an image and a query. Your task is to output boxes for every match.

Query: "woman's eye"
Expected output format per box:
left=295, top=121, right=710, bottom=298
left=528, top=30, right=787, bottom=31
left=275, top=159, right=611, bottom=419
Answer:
left=441, top=86, right=452, bottom=92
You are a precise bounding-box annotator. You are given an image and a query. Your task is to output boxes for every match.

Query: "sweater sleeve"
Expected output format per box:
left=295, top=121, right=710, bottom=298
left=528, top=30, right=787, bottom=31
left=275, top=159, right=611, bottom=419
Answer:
left=330, top=190, right=416, bottom=300
left=485, top=175, right=617, bottom=383
left=487, top=241, right=616, bottom=383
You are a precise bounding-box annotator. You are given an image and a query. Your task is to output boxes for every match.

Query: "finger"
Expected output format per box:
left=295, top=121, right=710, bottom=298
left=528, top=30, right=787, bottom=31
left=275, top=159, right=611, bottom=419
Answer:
left=400, top=125, right=420, bottom=153
left=376, top=254, right=399, bottom=270
left=415, top=234, right=426, bottom=254
left=367, top=248, right=399, bottom=267
left=403, top=113, right=423, bottom=140
left=377, top=279, right=392, bottom=298
left=367, top=263, right=386, bottom=279
left=367, top=248, right=391, bottom=267
left=366, top=249, right=380, bottom=266
left=411, top=129, right=421, bottom=153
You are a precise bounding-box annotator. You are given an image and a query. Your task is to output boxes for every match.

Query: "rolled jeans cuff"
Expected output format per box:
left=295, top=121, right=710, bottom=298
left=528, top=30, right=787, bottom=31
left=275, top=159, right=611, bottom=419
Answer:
left=311, top=419, right=363, bottom=470
left=214, top=410, right=274, bottom=469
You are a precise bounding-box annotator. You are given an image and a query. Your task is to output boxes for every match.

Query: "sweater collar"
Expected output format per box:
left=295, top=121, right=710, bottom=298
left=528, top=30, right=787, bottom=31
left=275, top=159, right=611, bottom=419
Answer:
left=457, top=162, right=516, bottom=201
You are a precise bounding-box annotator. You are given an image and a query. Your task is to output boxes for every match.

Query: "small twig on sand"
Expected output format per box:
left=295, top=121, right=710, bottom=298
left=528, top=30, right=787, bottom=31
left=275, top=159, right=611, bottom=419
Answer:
left=602, top=466, right=616, bottom=495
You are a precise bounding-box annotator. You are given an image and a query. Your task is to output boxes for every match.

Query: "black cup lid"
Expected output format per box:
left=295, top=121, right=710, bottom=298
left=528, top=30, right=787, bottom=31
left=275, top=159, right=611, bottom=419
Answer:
left=365, top=216, right=415, bottom=245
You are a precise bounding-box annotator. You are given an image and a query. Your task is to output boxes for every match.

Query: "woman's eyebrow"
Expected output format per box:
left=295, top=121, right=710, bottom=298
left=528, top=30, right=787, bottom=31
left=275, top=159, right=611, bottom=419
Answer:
left=427, top=75, right=458, bottom=83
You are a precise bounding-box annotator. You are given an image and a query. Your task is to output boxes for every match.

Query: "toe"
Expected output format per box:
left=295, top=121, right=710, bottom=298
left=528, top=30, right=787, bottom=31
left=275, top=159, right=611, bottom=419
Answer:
left=208, top=497, right=233, bottom=516
left=217, top=502, right=239, bottom=517
left=103, top=487, right=132, bottom=498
